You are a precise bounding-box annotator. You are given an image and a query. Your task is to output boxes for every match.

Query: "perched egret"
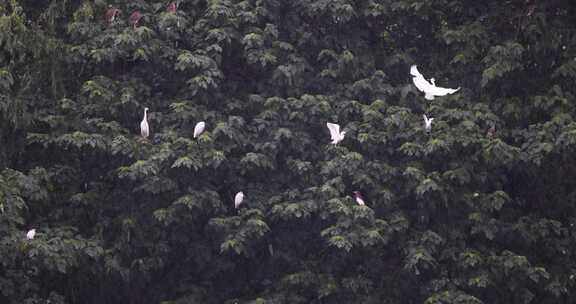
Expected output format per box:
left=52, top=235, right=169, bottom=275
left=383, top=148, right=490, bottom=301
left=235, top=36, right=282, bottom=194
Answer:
left=423, top=114, right=434, bottom=133
left=326, top=122, right=346, bottom=145
left=410, top=65, right=460, bottom=100
left=129, top=11, right=142, bottom=29
left=353, top=191, right=366, bottom=206
left=193, top=121, right=206, bottom=139
left=140, top=107, right=149, bottom=139
left=234, top=192, right=244, bottom=209
left=105, top=7, right=121, bottom=24
left=26, top=229, right=36, bottom=240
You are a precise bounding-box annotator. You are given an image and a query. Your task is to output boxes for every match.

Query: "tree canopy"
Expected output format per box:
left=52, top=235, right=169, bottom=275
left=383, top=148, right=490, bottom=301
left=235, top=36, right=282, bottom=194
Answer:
left=2, top=0, right=576, bottom=303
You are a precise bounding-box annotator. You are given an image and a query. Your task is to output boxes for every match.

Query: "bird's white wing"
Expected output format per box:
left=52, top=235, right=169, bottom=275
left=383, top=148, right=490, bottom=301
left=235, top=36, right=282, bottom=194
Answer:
left=194, top=121, right=205, bottom=138
left=410, top=65, right=423, bottom=77
left=326, top=123, right=340, bottom=140
left=234, top=192, right=244, bottom=208
left=411, top=66, right=434, bottom=93
left=423, top=115, right=434, bottom=128
left=428, top=85, right=460, bottom=96
left=412, top=76, right=434, bottom=93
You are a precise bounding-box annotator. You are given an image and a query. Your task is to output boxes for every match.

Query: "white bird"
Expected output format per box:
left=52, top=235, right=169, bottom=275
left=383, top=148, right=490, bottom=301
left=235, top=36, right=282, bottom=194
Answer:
left=140, top=107, right=149, bottom=139
left=26, top=229, right=36, bottom=240
left=423, top=114, right=434, bottom=133
left=234, top=191, right=244, bottom=209
left=193, top=121, right=206, bottom=139
left=410, top=65, right=460, bottom=100
left=353, top=191, right=365, bottom=206
left=326, top=122, right=346, bottom=145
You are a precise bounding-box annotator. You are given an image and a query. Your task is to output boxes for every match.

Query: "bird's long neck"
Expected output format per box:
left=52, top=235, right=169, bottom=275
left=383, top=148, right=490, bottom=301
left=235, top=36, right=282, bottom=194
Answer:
left=143, top=109, right=148, bottom=120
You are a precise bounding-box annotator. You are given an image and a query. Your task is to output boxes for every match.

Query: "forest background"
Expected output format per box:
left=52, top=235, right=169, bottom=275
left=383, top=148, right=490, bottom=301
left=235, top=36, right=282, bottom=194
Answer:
left=1, top=0, right=576, bottom=303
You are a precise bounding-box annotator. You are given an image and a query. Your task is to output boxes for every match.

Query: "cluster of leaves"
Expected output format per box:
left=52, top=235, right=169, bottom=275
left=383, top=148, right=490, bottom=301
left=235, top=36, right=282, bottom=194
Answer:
left=1, top=0, right=576, bottom=303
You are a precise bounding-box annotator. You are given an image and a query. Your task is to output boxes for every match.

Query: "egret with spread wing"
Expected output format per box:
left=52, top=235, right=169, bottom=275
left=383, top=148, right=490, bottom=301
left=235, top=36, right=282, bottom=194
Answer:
left=411, top=65, right=459, bottom=100
left=423, top=114, right=434, bottom=133
left=326, top=122, right=345, bottom=145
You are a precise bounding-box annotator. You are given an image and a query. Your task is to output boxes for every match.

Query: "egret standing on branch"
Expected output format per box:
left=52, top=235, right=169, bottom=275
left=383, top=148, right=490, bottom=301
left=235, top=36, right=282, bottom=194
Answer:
left=353, top=191, right=366, bottom=206
left=26, top=229, right=36, bottom=240
left=194, top=121, right=206, bottom=139
left=234, top=191, right=244, bottom=209
left=410, top=65, right=460, bottom=100
left=140, top=107, right=149, bottom=139
left=326, top=122, right=345, bottom=145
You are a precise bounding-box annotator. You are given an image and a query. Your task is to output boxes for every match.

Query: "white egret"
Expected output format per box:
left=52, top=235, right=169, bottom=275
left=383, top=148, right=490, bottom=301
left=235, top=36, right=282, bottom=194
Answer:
left=234, top=191, right=244, bottom=209
left=353, top=191, right=365, bottom=206
left=423, top=114, right=434, bottom=133
left=26, top=229, right=36, bottom=240
left=193, top=121, right=206, bottom=139
left=410, top=65, right=460, bottom=100
left=326, top=122, right=346, bottom=145
left=140, top=107, right=149, bottom=139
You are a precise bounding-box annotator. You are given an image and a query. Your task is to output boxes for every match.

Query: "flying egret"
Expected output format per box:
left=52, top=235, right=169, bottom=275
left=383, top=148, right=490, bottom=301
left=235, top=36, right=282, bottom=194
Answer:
left=326, top=122, right=346, bottom=145
left=353, top=191, right=366, bottom=206
left=140, top=107, right=149, bottom=139
left=105, top=7, right=121, bottom=24
left=423, top=114, right=434, bottom=133
left=410, top=65, right=460, bottom=100
left=129, top=11, right=142, bottom=29
left=234, top=192, right=244, bottom=209
left=193, top=121, right=206, bottom=139
left=26, top=229, right=36, bottom=240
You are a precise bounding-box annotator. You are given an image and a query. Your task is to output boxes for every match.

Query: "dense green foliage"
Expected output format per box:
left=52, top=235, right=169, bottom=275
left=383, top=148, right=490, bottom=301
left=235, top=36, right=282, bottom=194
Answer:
left=2, top=0, right=576, bottom=303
